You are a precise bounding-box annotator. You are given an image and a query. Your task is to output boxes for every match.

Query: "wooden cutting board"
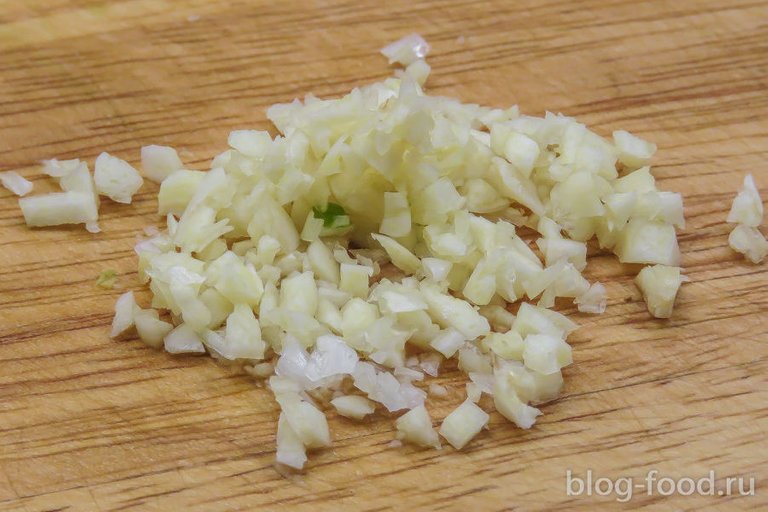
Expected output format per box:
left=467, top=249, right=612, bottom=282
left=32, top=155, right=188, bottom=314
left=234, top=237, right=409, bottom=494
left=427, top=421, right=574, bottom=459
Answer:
left=1, top=1, right=766, bottom=510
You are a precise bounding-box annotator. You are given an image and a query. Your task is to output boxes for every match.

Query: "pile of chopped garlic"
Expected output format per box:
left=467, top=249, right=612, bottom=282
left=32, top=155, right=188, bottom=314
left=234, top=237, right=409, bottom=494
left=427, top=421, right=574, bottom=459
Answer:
left=727, top=174, right=767, bottom=264
left=11, top=35, right=702, bottom=469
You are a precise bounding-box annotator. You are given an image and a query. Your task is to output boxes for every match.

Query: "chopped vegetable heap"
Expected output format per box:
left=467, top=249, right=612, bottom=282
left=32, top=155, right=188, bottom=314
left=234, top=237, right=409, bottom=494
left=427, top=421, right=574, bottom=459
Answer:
left=12, top=34, right=736, bottom=471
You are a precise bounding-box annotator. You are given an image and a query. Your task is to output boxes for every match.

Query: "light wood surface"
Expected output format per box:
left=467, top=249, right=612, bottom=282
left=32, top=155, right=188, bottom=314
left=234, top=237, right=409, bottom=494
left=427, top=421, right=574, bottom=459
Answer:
left=1, top=1, right=767, bottom=510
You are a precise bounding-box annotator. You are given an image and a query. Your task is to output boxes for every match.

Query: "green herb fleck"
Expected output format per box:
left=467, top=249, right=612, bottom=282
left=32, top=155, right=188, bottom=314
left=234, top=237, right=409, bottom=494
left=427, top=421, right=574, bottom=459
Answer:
left=312, top=202, right=348, bottom=228
left=96, top=269, right=118, bottom=289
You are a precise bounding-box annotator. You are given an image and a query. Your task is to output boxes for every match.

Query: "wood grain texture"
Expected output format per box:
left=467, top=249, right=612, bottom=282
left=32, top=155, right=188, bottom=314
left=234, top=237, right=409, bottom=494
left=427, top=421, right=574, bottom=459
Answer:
left=1, top=0, right=767, bottom=510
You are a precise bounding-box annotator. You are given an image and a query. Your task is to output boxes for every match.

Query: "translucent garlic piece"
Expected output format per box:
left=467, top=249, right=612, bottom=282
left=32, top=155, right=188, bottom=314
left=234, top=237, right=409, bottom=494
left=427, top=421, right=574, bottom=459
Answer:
left=307, top=240, right=340, bottom=284
left=275, top=392, right=332, bottom=449
left=111, top=291, right=138, bottom=337
left=276, top=412, right=308, bottom=469
left=420, top=283, right=491, bottom=339
left=615, top=219, right=680, bottom=266
left=429, top=328, right=466, bottom=358
left=522, top=334, right=573, bottom=375
left=381, top=33, right=430, bottom=66
left=42, top=158, right=82, bottom=178
left=331, top=395, right=375, bottom=420
left=493, top=370, right=541, bottom=429
left=481, top=330, right=524, bottom=360
left=727, top=174, right=763, bottom=228
left=502, top=361, right=563, bottom=405
left=380, top=191, right=411, bottom=237
left=56, top=160, right=100, bottom=231
left=728, top=225, right=768, bottom=264
left=228, top=130, right=272, bottom=158
left=613, top=166, right=656, bottom=194
left=401, top=59, right=431, bottom=87
left=158, top=170, right=206, bottom=215
left=280, top=271, right=318, bottom=316
left=512, top=302, right=578, bottom=339
left=502, top=132, right=540, bottom=177
left=635, top=265, right=685, bottom=318
left=219, top=304, right=265, bottom=359
left=575, top=282, right=607, bottom=314
left=339, top=263, right=373, bottom=298
left=141, top=145, right=183, bottom=183
left=371, top=233, right=421, bottom=274
left=0, top=171, right=33, bottom=196
left=19, top=192, right=97, bottom=230
left=439, top=400, right=489, bottom=450
left=134, top=309, right=173, bottom=349
left=163, top=323, right=206, bottom=354
left=395, top=405, right=441, bottom=449
left=612, top=130, right=657, bottom=169
left=94, top=152, right=144, bottom=204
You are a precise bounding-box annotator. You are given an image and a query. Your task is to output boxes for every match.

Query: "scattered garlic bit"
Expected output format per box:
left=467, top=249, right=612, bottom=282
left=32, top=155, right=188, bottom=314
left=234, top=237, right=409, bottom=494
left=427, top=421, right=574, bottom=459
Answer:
left=428, top=382, right=448, bottom=397
left=395, top=405, right=441, bottom=449
left=96, top=269, right=118, bottom=289
left=727, top=174, right=763, bottom=228
left=164, top=323, right=206, bottom=354
left=274, top=392, right=332, bottom=450
left=19, top=192, right=97, bottom=230
left=458, top=345, right=492, bottom=375
left=522, top=334, right=573, bottom=375
left=94, top=152, right=144, bottom=204
left=228, top=130, right=272, bottom=158
left=612, top=130, right=657, bottom=169
left=429, top=328, right=466, bottom=358
left=478, top=304, right=516, bottom=331
left=481, top=330, right=524, bottom=360
left=94, top=36, right=690, bottom=469
left=0, top=171, right=33, bottom=196
left=492, top=365, right=542, bottom=429
left=466, top=382, right=482, bottom=402
left=276, top=412, right=308, bottom=470
left=158, top=170, right=206, bottom=215
left=141, top=145, right=184, bottom=183
left=726, top=174, right=766, bottom=264
left=419, top=353, right=442, bottom=377
left=729, top=225, right=768, bottom=264
left=134, top=309, right=173, bottom=348
left=575, top=282, right=607, bottom=314
left=42, top=158, right=82, bottom=178
left=634, top=265, right=685, bottom=318
left=615, top=219, right=680, bottom=266
left=331, top=395, right=376, bottom=420
left=58, top=159, right=100, bottom=211
left=502, top=360, right=562, bottom=405
left=20, top=159, right=101, bottom=232
left=380, top=33, right=430, bottom=66
left=380, top=191, right=411, bottom=237
left=110, top=291, right=138, bottom=338
left=439, top=400, right=489, bottom=450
